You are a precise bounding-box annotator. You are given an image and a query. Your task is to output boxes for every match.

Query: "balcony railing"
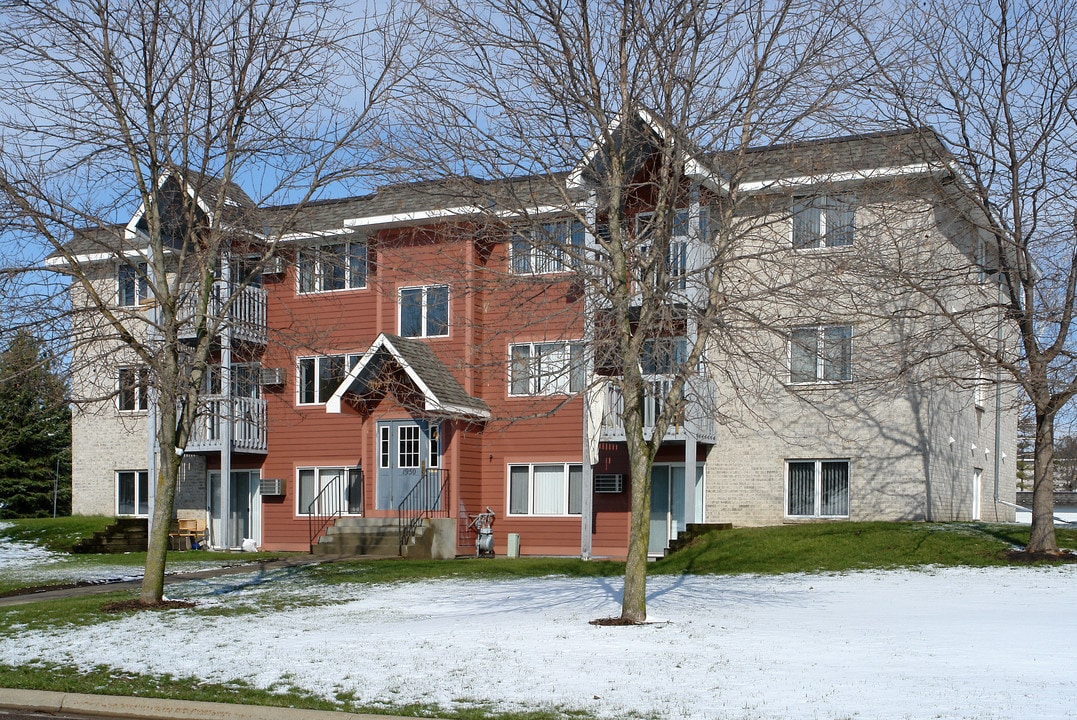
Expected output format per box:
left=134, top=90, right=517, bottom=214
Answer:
left=599, top=375, right=716, bottom=443
left=187, top=395, right=267, bottom=453
left=178, top=282, right=267, bottom=345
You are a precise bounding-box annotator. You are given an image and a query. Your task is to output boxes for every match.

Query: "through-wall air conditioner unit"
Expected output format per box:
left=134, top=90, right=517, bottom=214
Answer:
left=261, top=255, right=284, bottom=275
left=259, top=478, right=283, bottom=496
left=594, top=474, right=624, bottom=494
left=260, top=367, right=285, bottom=386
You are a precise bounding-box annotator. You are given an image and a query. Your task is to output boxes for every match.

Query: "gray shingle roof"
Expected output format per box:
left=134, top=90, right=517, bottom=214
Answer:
left=54, top=127, right=951, bottom=258
left=721, top=128, right=948, bottom=185
left=343, top=333, right=489, bottom=418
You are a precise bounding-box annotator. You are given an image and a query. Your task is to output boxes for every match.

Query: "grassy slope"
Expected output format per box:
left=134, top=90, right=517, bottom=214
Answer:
left=0, top=516, right=112, bottom=552
left=652, top=521, right=1077, bottom=575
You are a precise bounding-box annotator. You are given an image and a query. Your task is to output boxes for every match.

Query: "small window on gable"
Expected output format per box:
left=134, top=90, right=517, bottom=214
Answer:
left=792, top=195, right=854, bottom=250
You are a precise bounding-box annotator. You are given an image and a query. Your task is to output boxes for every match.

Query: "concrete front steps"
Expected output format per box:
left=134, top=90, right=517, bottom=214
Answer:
left=665, top=522, right=733, bottom=555
left=311, top=517, right=402, bottom=557
left=311, top=516, right=457, bottom=559
left=71, top=517, right=149, bottom=554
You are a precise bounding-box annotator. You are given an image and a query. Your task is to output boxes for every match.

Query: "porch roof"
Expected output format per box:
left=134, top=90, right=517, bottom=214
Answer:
left=325, top=333, right=490, bottom=419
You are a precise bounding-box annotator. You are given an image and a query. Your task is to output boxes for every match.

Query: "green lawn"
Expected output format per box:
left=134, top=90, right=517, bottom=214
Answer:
left=0, top=516, right=112, bottom=552
left=651, top=521, right=1077, bottom=575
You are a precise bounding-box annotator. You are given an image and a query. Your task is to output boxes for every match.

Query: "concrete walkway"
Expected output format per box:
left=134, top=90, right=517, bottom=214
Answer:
left=0, top=688, right=449, bottom=720
left=0, top=555, right=334, bottom=607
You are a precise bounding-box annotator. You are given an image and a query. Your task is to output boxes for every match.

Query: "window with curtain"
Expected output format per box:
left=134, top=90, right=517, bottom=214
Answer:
left=509, top=341, right=585, bottom=395
left=297, top=353, right=362, bottom=404
left=790, top=325, right=852, bottom=383
left=399, top=285, right=449, bottom=337
left=117, top=262, right=149, bottom=306
left=297, top=237, right=367, bottom=293
left=511, top=218, right=585, bottom=274
left=787, top=460, right=849, bottom=517
left=792, top=195, right=855, bottom=249
left=507, top=463, right=583, bottom=515
left=116, top=470, right=149, bottom=516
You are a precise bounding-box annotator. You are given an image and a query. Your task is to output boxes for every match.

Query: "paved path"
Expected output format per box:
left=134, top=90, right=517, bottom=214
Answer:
left=0, top=689, right=448, bottom=720
left=0, top=555, right=334, bottom=607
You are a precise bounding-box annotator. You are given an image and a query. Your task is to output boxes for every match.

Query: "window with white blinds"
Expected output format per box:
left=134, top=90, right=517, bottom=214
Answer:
left=787, top=460, right=849, bottom=518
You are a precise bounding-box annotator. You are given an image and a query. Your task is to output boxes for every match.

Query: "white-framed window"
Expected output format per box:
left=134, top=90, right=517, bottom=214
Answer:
left=792, top=195, right=854, bottom=249
left=399, top=285, right=449, bottom=337
left=202, top=363, right=261, bottom=398
left=398, top=425, right=420, bottom=468
left=297, top=353, right=362, bottom=405
left=509, top=341, right=586, bottom=395
left=508, top=463, right=583, bottom=516
left=511, top=218, right=585, bottom=274
left=429, top=424, right=441, bottom=468
left=786, top=460, right=849, bottom=518
left=789, top=325, right=852, bottom=383
left=116, top=470, right=149, bottom=516
left=297, top=237, right=367, bottom=293
left=297, top=466, right=363, bottom=516
left=636, top=209, right=691, bottom=289
left=117, top=262, right=149, bottom=306
left=118, top=366, right=150, bottom=411
left=642, top=336, right=688, bottom=375
left=973, top=364, right=986, bottom=409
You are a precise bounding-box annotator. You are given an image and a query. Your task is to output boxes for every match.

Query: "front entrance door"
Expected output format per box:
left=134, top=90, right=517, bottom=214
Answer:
left=209, top=470, right=260, bottom=548
left=648, top=465, right=704, bottom=555
left=376, top=420, right=440, bottom=510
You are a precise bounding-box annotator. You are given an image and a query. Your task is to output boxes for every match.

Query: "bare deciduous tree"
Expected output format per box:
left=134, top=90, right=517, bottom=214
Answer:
left=398, top=0, right=869, bottom=621
left=0, top=0, right=420, bottom=602
left=861, top=0, right=1077, bottom=553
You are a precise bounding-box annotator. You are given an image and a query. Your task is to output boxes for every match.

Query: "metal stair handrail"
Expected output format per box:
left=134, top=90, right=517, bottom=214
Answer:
left=397, top=464, right=449, bottom=554
left=307, top=468, right=364, bottom=553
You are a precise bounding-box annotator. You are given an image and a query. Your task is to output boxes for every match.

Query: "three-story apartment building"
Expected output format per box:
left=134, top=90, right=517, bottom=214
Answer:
left=63, top=118, right=1017, bottom=558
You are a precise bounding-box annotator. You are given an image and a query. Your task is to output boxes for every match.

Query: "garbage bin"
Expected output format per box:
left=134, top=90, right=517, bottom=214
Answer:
left=507, top=532, right=520, bottom=558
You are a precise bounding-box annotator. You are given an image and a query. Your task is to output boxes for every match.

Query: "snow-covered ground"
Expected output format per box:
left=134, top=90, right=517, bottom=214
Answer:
left=0, top=522, right=265, bottom=588
left=3, top=564, right=1075, bottom=719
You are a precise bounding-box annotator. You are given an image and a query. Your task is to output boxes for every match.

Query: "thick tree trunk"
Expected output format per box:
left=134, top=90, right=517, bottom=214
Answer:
left=1027, top=411, right=1059, bottom=554
left=140, top=405, right=180, bottom=604
left=621, top=447, right=653, bottom=623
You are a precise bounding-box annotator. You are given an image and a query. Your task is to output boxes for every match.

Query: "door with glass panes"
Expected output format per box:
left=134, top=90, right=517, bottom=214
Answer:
left=375, top=420, right=441, bottom=510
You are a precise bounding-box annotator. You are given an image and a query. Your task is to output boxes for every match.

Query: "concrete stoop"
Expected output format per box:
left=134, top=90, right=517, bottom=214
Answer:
left=311, top=517, right=457, bottom=560
left=312, top=517, right=403, bottom=558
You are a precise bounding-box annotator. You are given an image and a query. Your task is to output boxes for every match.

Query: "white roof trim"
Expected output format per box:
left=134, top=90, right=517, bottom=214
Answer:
left=44, top=248, right=149, bottom=268
left=738, top=162, right=940, bottom=192
left=307, top=204, right=574, bottom=236
left=342, top=205, right=487, bottom=229
left=326, top=333, right=490, bottom=419
left=276, top=226, right=357, bottom=243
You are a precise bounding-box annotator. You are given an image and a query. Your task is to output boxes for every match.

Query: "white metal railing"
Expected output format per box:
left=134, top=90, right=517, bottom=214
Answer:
left=187, top=396, right=267, bottom=452
left=600, top=375, right=715, bottom=442
left=178, top=282, right=267, bottom=344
